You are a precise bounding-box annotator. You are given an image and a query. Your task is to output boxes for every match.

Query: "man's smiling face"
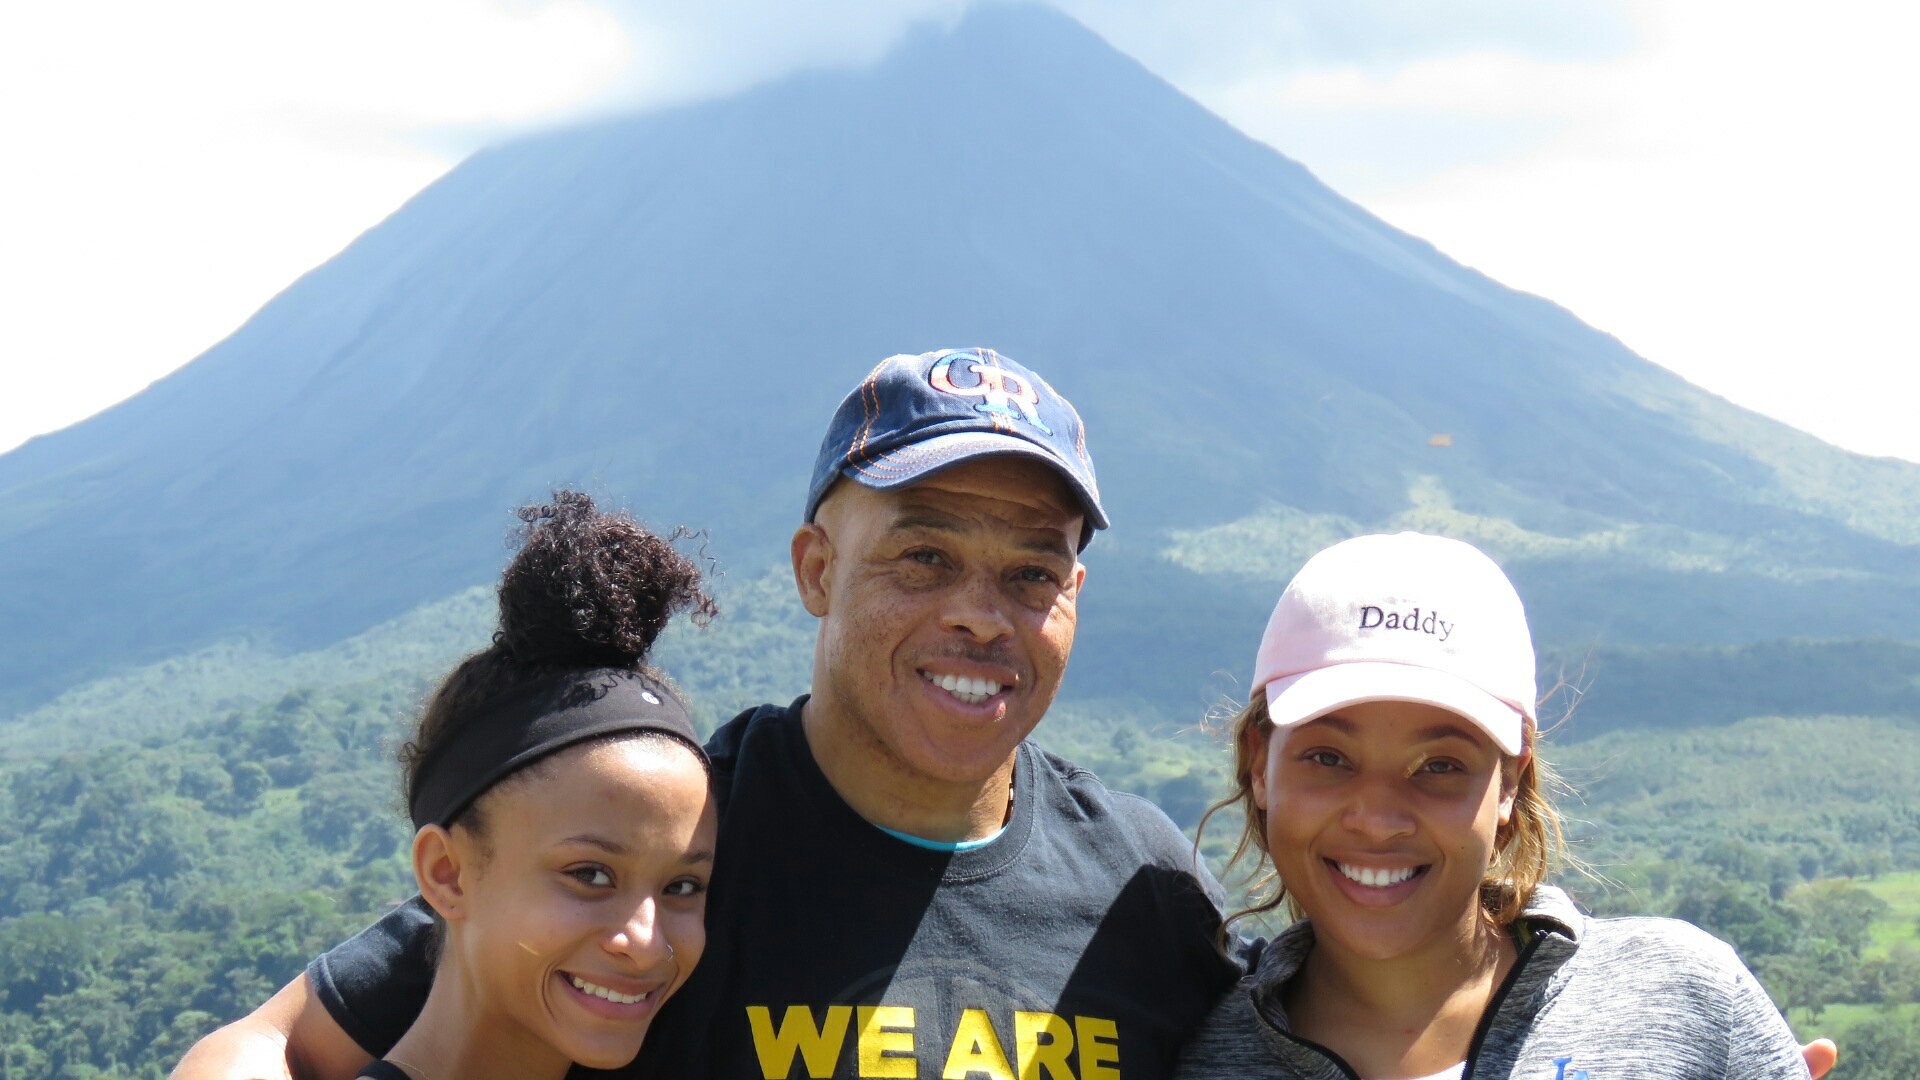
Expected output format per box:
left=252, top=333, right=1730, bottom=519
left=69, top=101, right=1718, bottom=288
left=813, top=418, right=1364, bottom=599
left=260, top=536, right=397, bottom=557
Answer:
left=796, top=456, right=1086, bottom=789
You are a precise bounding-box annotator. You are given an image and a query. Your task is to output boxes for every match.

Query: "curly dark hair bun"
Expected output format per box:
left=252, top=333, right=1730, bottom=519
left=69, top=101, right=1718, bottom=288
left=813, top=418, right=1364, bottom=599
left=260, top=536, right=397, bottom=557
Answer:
left=494, top=491, right=716, bottom=669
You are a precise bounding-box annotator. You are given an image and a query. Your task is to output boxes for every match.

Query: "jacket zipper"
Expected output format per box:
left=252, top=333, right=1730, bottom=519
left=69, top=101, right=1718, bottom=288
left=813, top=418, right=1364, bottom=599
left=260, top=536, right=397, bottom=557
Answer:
left=1460, top=925, right=1548, bottom=1080
left=1278, top=1029, right=1363, bottom=1080
left=1274, top=924, right=1549, bottom=1080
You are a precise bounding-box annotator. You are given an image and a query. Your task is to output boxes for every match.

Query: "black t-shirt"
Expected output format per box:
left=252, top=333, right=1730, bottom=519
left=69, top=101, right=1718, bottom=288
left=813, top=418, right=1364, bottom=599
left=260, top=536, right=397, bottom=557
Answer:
left=310, top=698, right=1246, bottom=1078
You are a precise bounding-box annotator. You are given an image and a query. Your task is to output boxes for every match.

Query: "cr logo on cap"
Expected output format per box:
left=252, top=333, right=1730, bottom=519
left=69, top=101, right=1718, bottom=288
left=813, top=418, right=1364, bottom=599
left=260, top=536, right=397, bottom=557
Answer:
left=929, top=353, right=1053, bottom=435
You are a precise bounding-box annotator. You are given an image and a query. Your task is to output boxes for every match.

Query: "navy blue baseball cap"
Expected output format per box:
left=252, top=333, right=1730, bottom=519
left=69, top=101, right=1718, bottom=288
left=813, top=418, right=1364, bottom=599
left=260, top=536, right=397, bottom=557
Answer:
left=805, top=348, right=1108, bottom=549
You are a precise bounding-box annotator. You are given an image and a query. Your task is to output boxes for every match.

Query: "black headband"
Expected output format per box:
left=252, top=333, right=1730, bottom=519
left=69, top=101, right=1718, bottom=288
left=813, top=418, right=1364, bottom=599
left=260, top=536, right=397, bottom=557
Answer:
left=409, top=668, right=706, bottom=830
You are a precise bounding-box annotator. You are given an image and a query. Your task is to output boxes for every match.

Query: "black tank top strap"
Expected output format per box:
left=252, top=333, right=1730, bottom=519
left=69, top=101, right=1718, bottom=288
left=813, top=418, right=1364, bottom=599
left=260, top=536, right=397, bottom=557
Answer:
left=354, top=1061, right=416, bottom=1080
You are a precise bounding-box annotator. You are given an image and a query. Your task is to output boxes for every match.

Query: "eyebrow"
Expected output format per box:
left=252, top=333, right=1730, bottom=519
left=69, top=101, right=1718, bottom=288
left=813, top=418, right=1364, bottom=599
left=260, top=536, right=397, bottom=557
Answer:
left=560, top=835, right=716, bottom=866
left=889, top=509, right=966, bottom=535
left=1016, top=532, right=1075, bottom=560
left=889, top=510, right=1075, bottom=560
left=560, top=834, right=630, bottom=856
left=1413, top=723, right=1483, bottom=745
left=1306, top=714, right=1483, bottom=746
left=1308, top=715, right=1357, bottom=735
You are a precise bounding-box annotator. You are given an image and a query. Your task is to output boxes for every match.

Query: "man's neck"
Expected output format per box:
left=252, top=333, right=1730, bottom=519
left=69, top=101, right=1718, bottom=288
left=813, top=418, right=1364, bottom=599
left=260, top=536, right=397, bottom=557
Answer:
left=799, top=696, right=1016, bottom=843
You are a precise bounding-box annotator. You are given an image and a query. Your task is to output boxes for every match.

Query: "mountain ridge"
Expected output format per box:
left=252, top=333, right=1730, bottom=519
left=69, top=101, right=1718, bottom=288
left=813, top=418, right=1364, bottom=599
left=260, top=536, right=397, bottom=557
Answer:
left=2, top=1, right=1915, bottom=721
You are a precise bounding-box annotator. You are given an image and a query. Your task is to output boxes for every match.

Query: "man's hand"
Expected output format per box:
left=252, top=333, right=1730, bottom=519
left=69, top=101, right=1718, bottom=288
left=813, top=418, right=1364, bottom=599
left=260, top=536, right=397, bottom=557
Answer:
left=1801, top=1038, right=1837, bottom=1079
left=170, top=973, right=372, bottom=1080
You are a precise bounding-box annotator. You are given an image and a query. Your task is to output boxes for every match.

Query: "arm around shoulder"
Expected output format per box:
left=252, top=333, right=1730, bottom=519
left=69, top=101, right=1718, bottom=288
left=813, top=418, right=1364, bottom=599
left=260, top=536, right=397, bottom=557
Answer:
left=1171, top=979, right=1273, bottom=1080
left=170, top=971, right=373, bottom=1080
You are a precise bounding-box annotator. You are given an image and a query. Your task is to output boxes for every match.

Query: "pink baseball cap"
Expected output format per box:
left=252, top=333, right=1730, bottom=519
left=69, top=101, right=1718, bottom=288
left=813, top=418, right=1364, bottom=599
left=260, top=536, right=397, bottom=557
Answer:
left=1251, top=532, right=1536, bottom=755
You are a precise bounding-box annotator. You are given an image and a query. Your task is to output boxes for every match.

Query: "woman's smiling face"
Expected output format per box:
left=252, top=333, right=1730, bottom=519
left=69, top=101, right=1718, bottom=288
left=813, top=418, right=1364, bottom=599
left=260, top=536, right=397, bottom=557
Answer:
left=433, top=735, right=717, bottom=1070
left=1251, top=700, right=1519, bottom=963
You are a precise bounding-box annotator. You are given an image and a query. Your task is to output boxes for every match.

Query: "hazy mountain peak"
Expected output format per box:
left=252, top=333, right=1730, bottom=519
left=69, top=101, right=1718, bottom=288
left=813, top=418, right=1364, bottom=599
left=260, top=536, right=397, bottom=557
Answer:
left=1, top=1, right=1915, bottom=721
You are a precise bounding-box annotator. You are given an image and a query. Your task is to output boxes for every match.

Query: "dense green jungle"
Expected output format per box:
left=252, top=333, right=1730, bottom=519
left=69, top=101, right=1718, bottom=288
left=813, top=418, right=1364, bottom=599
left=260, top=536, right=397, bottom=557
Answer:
left=3, top=571, right=1918, bottom=1078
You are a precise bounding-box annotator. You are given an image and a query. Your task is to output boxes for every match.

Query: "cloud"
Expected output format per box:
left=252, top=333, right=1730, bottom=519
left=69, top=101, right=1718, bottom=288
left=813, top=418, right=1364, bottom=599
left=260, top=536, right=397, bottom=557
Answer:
left=1053, top=0, right=1633, bottom=78
left=528, top=0, right=1633, bottom=132
left=0, top=0, right=632, bottom=451
left=590, top=0, right=965, bottom=109
left=1331, top=0, right=1920, bottom=460
left=1195, top=52, right=1587, bottom=193
left=3, top=0, right=1915, bottom=461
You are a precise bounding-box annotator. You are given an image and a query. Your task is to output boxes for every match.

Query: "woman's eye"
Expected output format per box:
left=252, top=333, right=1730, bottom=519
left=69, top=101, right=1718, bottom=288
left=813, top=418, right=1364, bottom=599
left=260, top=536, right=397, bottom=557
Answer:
left=664, top=877, right=707, bottom=898
left=1421, top=758, right=1463, bottom=775
left=568, top=866, right=614, bottom=888
left=1305, top=749, right=1345, bottom=768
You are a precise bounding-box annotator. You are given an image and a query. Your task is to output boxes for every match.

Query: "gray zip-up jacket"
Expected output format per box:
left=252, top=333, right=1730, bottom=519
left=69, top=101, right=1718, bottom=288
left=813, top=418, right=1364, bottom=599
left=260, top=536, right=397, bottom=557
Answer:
left=1175, top=885, right=1807, bottom=1079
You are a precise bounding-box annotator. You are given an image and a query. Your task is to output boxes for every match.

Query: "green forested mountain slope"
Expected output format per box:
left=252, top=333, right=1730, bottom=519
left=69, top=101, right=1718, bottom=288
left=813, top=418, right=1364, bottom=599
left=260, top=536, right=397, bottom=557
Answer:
left=3, top=690, right=1916, bottom=1077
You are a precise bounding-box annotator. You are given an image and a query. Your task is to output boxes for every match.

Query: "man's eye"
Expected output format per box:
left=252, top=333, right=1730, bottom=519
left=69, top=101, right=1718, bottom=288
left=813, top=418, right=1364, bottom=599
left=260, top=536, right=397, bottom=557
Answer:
left=1015, top=566, right=1060, bottom=585
left=907, top=549, right=946, bottom=566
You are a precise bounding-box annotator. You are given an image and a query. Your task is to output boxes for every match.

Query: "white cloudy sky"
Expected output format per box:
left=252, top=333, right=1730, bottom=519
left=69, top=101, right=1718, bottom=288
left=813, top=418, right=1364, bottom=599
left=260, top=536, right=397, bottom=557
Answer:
left=3, top=0, right=1916, bottom=461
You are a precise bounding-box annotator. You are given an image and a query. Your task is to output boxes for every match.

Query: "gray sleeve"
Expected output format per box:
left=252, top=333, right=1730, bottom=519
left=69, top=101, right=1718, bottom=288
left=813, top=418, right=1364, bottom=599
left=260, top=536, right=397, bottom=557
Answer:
left=1721, top=947, right=1810, bottom=1079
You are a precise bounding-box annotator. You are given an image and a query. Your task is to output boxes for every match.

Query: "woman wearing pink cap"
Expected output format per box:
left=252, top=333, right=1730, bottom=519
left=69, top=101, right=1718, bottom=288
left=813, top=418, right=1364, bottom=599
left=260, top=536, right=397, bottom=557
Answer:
left=1175, top=532, right=1820, bottom=1079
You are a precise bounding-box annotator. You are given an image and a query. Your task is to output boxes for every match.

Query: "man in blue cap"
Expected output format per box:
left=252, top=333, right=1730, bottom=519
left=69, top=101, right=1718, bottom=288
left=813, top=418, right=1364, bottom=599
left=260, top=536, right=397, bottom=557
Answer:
left=177, top=348, right=1243, bottom=1079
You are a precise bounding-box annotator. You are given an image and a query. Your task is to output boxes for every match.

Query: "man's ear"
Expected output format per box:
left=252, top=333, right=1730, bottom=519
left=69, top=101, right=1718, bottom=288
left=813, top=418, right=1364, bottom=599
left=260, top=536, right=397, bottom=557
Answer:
left=791, top=522, right=833, bottom=618
left=413, top=824, right=472, bottom=922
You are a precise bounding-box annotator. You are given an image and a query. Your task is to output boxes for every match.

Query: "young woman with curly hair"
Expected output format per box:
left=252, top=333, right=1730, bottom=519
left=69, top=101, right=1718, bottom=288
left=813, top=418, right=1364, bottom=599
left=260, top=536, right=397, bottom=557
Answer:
left=341, top=492, right=719, bottom=1080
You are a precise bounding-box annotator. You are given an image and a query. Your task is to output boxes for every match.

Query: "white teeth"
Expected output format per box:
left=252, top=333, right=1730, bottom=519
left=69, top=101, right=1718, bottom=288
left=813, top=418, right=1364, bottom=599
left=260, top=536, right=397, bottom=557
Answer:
left=926, top=672, right=1003, bottom=704
left=1336, top=863, right=1417, bottom=888
left=570, top=974, right=649, bottom=1005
